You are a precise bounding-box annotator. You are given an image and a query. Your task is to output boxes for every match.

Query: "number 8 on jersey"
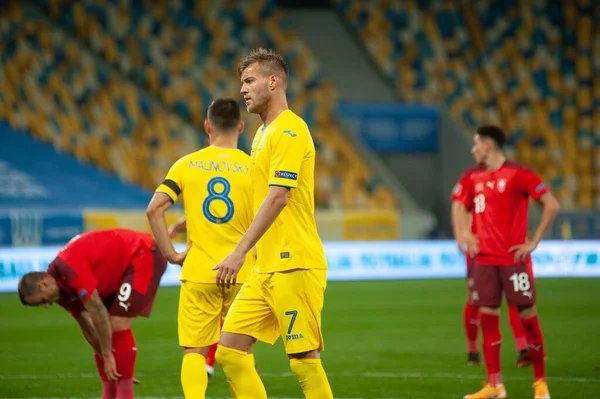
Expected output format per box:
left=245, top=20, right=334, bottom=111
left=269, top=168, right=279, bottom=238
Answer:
left=203, top=177, right=235, bottom=224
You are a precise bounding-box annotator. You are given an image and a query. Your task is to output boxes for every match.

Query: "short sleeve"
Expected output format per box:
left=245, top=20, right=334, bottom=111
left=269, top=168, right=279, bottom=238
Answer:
left=452, top=173, right=474, bottom=210
left=268, top=128, right=307, bottom=189
left=517, top=167, right=549, bottom=201
left=156, top=158, right=184, bottom=203
left=62, top=301, right=85, bottom=319
left=48, top=257, right=97, bottom=305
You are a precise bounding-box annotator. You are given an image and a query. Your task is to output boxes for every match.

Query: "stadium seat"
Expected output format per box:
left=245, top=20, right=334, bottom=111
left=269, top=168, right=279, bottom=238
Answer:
left=333, top=0, right=597, bottom=209
left=1, top=0, right=397, bottom=210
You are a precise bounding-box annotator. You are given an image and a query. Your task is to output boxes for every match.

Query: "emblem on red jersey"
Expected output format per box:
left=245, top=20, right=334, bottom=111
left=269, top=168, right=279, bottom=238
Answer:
left=453, top=183, right=462, bottom=194
left=497, top=178, right=506, bottom=193
left=475, top=183, right=484, bottom=192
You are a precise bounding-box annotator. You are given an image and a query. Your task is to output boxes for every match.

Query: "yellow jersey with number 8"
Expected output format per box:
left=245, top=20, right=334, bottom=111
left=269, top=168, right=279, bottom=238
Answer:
left=250, top=110, right=327, bottom=273
left=157, top=146, right=255, bottom=284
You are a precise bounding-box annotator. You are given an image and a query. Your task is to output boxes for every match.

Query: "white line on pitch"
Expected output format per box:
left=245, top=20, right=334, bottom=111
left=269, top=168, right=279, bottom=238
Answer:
left=0, top=371, right=598, bottom=383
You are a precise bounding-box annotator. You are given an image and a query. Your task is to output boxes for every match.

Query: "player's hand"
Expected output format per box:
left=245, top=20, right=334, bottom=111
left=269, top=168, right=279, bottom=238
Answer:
left=509, top=241, right=536, bottom=262
left=133, top=377, right=141, bottom=384
left=103, top=352, right=121, bottom=381
left=456, top=237, right=469, bottom=255
left=463, top=232, right=479, bottom=257
left=167, top=245, right=191, bottom=266
left=213, top=249, right=245, bottom=288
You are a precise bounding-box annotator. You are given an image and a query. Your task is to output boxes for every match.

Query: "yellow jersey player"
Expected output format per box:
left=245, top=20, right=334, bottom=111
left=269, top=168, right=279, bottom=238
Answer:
left=213, top=49, right=333, bottom=399
left=146, top=98, right=255, bottom=399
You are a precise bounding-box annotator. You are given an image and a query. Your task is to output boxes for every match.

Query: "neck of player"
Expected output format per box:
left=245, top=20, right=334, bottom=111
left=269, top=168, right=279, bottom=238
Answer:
left=261, top=92, right=289, bottom=126
left=486, top=152, right=506, bottom=172
left=210, top=134, right=238, bottom=149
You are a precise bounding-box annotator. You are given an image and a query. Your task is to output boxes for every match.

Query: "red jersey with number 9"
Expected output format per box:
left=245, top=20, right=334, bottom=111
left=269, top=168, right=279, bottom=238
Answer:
left=48, top=229, right=156, bottom=316
left=454, top=161, right=549, bottom=266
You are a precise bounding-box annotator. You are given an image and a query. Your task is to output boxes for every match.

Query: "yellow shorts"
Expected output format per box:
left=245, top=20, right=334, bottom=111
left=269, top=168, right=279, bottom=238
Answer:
left=178, top=281, right=242, bottom=348
left=222, top=267, right=327, bottom=354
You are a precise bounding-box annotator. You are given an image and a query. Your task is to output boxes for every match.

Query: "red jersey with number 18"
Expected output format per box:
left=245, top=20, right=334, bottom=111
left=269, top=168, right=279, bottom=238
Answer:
left=455, top=161, right=549, bottom=266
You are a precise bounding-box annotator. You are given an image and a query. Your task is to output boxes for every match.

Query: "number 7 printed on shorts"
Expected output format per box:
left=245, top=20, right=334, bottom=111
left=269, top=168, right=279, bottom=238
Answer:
left=285, top=310, right=298, bottom=334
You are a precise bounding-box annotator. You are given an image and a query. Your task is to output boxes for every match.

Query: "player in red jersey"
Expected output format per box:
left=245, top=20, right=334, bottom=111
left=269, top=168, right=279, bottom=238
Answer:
left=455, top=126, right=559, bottom=399
left=17, top=229, right=168, bottom=399
left=452, top=167, right=532, bottom=368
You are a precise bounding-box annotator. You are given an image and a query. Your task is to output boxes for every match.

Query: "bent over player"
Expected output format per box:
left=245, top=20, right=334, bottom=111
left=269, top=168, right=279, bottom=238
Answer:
left=213, top=48, right=333, bottom=399
left=455, top=126, right=559, bottom=399
left=452, top=166, right=532, bottom=368
left=147, top=97, right=255, bottom=398
left=18, top=228, right=168, bottom=399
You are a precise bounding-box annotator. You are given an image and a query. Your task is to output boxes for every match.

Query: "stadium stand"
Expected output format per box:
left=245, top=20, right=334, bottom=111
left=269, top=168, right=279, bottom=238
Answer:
left=16, top=0, right=397, bottom=210
left=0, top=5, right=199, bottom=191
left=333, top=0, right=599, bottom=210
left=0, top=121, right=150, bottom=209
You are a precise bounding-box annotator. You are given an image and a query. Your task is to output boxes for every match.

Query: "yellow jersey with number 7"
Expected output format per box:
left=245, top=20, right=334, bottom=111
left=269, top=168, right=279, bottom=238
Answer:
left=250, top=110, right=327, bottom=273
left=156, top=146, right=255, bottom=284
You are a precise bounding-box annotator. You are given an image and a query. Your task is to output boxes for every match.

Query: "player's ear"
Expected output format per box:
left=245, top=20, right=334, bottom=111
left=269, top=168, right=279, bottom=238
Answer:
left=204, top=120, right=211, bottom=135
left=269, top=74, right=277, bottom=91
left=238, top=120, right=245, bottom=135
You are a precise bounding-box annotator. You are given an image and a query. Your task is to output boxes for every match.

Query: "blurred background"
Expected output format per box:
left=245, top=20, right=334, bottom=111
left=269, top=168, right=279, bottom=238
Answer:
left=1, top=0, right=599, bottom=247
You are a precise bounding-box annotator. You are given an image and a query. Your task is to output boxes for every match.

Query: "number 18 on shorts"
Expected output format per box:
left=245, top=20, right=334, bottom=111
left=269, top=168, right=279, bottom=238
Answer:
left=469, top=263, right=536, bottom=307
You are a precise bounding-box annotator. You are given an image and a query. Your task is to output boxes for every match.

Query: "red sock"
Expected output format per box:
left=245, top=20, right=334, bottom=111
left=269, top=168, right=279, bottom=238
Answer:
left=522, top=315, right=546, bottom=381
left=94, top=353, right=109, bottom=382
left=463, top=302, right=479, bottom=353
left=508, top=305, right=528, bottom=351
left=206, top=343, right=218, bottom=368
left=115, top=379, right=134, bottom=399
left=480, top=313, right=502, bottom=386
left=206, top=318, right=223, bottom=369
left=101, top=381, right=116, bottom=399
left=113, top=329, right=137, bottom=380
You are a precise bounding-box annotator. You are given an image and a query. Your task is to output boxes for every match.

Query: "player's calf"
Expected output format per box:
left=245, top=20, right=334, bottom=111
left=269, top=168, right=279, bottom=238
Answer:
left=288, top=350, right=333, bottom=399
left=216, top=333, right=266, bottom=399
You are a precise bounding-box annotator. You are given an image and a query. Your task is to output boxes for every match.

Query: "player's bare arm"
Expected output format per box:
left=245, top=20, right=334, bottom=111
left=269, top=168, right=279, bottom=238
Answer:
left=213, top=185, right=290, bottom=287
left=147, top=193, right=190, bottom=265
left=454, top=201, right=479, bottom=257
left=451, top=201, right=472, bottom=255
left=84, top=290, right=121, bottom=381
left=77, top=310, right=101, bottom=353
left=168, top=216, right=187, bottom=239
left=509, top=192, right=560, bottom=262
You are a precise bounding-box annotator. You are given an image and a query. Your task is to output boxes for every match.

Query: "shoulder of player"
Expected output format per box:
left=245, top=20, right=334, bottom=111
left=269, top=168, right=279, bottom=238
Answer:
left=168, top=151, right=201, bottom=169
left=460, top=166, right=485, bottom=181
left=502, top=161, right=535, bottom=174
left=276, top=110, right=310, bottom=137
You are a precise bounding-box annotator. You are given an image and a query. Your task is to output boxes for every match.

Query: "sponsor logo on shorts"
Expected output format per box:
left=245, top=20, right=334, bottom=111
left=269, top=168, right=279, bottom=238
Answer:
left=119, top=302, right=131, bottom=312
left=280, top=252, right=290, bottom=259
left=274, top=171, right=297, bottom=180
left=522, top=290, right=533, bottom=299
left=286, top=333, right=304, bottom=341
left=471, top=291, right=479, bottom=301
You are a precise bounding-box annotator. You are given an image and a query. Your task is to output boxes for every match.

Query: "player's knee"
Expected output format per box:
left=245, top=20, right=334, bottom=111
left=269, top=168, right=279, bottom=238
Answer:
left=479, top=306, right=500, bottom=315
left=518, top=304, right=536, bottom=318
left=288, top=349, right=320, bottom=360
left=182, top=346, right=210, bottom=358
left=110, top=315, right=134, bottom=332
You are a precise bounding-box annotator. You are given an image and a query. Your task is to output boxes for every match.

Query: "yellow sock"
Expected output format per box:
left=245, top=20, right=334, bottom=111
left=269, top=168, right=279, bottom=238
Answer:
left=290, top=358, right=333, bottom=399
left=215, top=346, right=266, bottom=399
left=181, top=353, right=207, bottom=399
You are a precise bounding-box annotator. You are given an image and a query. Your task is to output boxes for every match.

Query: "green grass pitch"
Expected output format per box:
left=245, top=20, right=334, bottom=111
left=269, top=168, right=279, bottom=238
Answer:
left=1, top=278, right=599, bottom=398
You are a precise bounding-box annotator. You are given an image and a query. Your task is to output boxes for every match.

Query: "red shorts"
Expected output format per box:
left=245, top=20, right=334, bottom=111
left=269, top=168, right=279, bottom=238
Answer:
left=108, top=244, right=167, bottom=318
left=469, top=262, right=536, bottom=308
